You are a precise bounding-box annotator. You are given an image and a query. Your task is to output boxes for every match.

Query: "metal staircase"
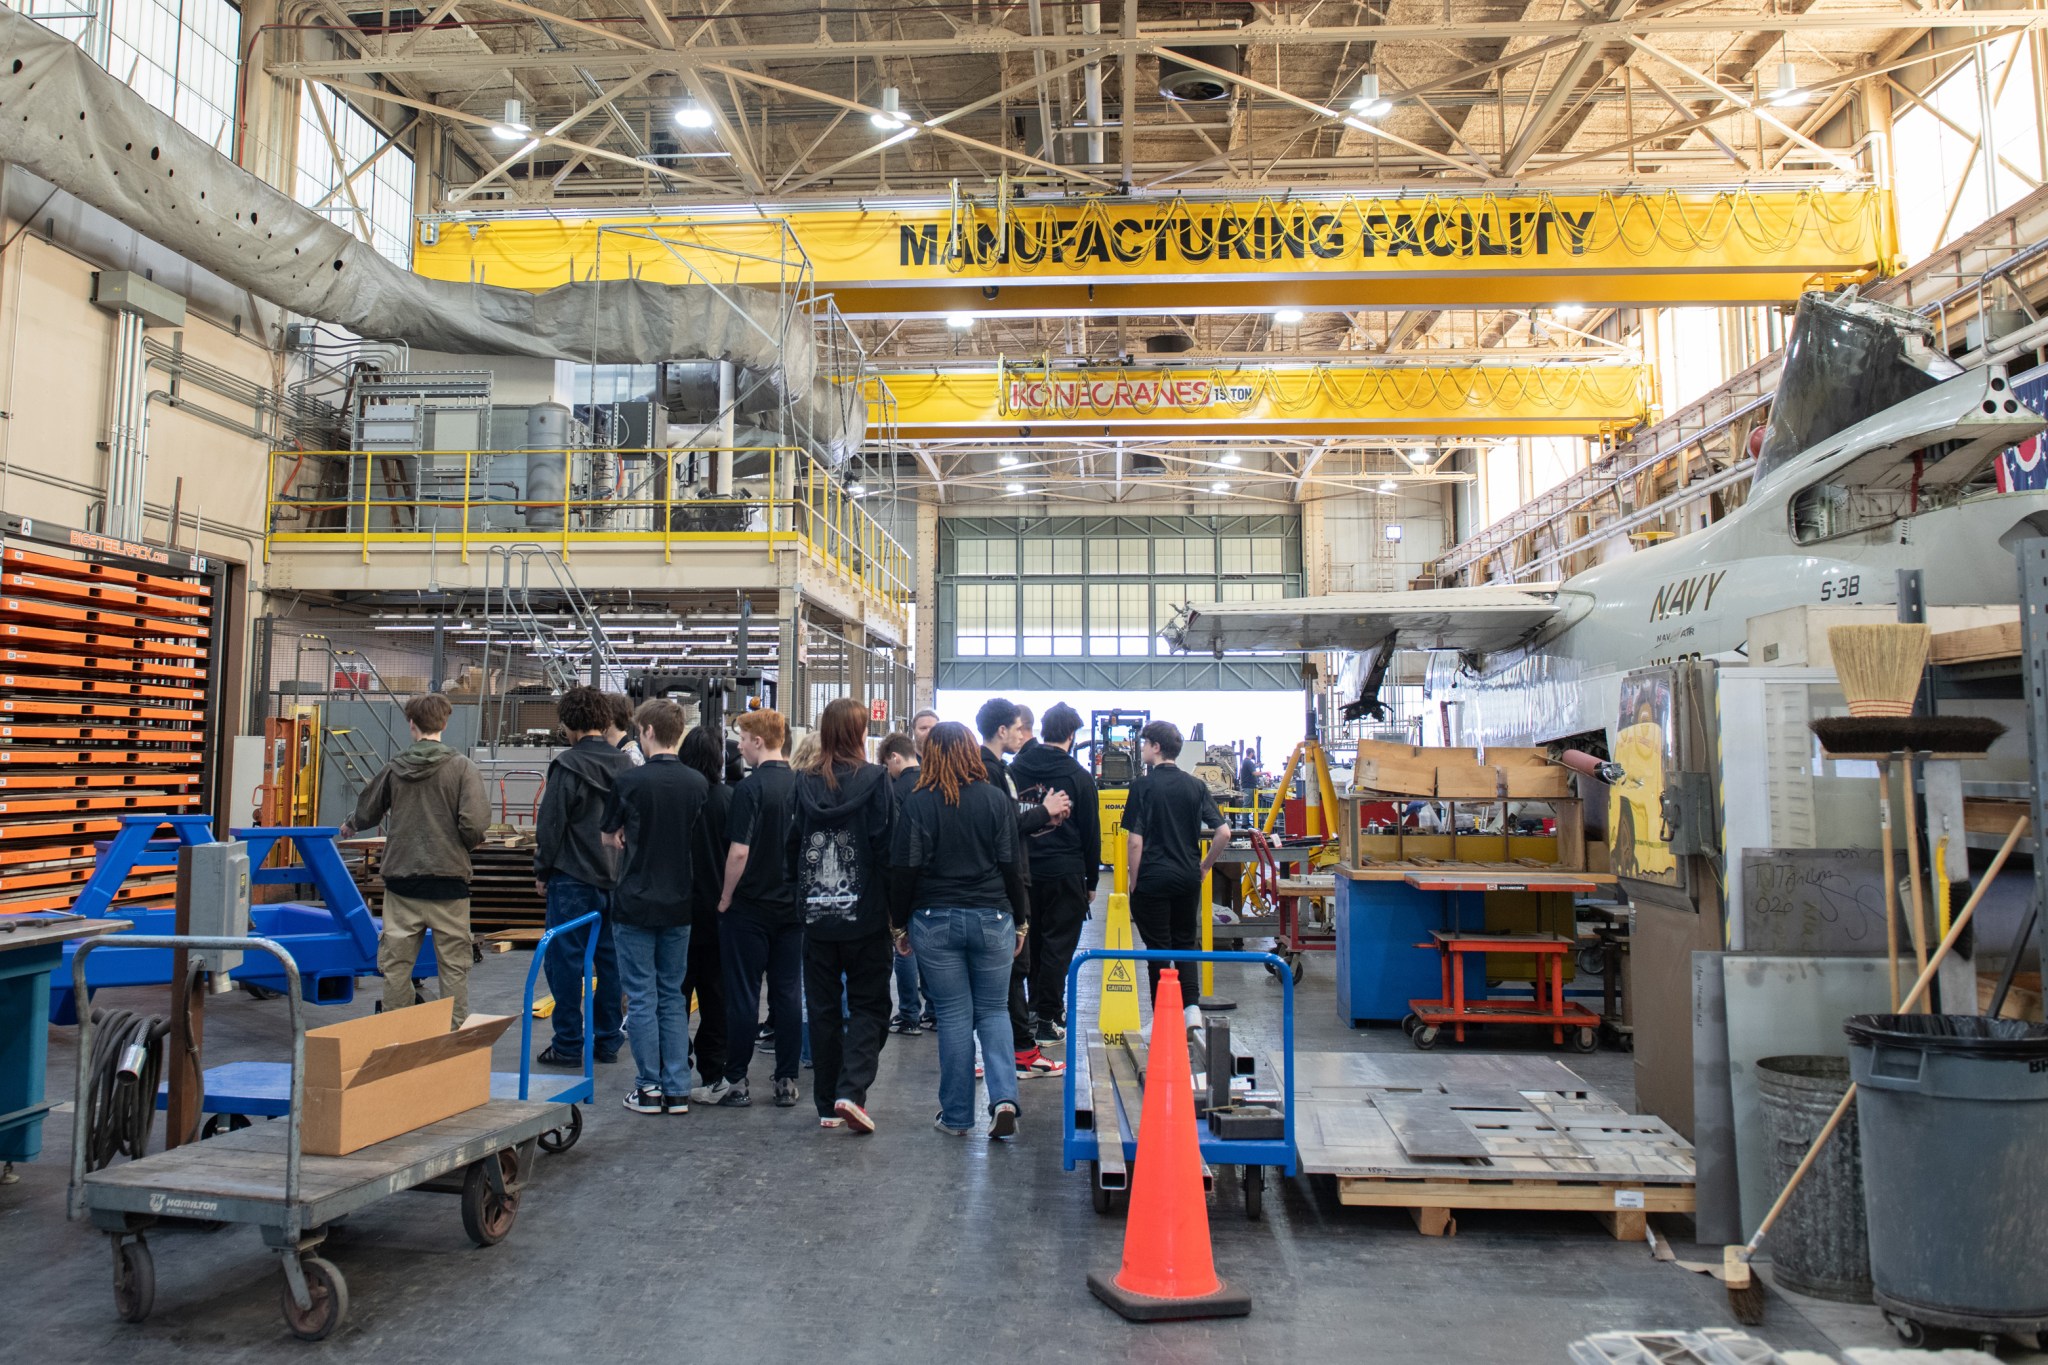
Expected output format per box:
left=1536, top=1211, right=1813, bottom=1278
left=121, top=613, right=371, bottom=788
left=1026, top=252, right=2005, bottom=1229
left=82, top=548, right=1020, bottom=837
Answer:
left=481, top=545, right=624, bottom=747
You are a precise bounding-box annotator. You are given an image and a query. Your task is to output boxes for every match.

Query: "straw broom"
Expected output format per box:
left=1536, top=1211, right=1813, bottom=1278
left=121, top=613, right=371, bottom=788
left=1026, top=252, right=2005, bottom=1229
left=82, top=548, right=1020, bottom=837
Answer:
left=1826, top=624, right=1931, bottom=718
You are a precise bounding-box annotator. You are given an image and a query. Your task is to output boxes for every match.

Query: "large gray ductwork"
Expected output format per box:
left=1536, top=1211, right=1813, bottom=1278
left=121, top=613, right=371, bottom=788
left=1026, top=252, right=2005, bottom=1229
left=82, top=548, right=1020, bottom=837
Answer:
left=0, top=10, right=859, bottom=455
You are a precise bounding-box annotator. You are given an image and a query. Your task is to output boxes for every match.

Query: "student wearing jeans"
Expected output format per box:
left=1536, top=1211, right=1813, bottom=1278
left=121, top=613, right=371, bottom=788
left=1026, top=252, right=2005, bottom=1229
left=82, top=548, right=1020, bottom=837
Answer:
left=602, top=699, right=708, bottom=1115
left=533, top=685, right=636, bottom=1066
left=695, top=709, right=804, bottom=1110
left=678, top=726, right=731, bottom=1089
left=1123, top=719, right=1229, bottom=1031
left=879, top=731, right=932, bottom=1034
left=340, top=692, right=490, bottom=1025
left=890, top=722, right=1031, bottom=1139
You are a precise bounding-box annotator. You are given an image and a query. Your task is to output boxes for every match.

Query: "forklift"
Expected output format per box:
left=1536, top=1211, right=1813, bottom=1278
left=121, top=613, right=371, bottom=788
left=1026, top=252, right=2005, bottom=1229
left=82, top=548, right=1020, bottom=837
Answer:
left=1080, top=709, right=1149, bottom=867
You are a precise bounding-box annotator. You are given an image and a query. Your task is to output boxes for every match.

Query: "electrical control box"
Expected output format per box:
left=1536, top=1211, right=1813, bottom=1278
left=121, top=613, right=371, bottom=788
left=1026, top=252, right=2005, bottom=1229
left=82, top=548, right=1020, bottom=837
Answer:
left=184, top=842, right=251, bottom=987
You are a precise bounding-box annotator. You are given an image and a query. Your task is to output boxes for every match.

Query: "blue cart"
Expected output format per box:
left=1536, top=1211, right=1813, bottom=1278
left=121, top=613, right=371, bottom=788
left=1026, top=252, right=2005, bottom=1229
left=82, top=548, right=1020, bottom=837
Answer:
left=52, top=815, right=433, bottom=1024
left=1061, top=948, right=1297, bottom=1221
left=158, top=912, right=601, bottom=1154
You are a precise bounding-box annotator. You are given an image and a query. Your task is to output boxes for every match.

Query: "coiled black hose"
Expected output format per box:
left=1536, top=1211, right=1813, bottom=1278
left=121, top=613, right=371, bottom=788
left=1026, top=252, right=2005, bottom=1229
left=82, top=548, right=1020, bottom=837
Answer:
left=82, top=1007, right=169, bottom=1171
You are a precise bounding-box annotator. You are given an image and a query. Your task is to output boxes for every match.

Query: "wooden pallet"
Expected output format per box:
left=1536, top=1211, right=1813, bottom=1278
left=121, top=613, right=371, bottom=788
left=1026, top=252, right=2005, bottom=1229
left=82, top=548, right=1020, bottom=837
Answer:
left=1288, top=1051, right=1695, bottom=1238
left=1335, top=1174, right=1696, bottom=1238
left=353, top=836, right=547, bottom=934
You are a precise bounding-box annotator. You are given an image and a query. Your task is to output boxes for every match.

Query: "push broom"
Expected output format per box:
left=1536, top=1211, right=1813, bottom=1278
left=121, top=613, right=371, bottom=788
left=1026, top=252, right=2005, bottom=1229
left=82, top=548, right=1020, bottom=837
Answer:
left=1727, top=622, right=2017, bottom=1324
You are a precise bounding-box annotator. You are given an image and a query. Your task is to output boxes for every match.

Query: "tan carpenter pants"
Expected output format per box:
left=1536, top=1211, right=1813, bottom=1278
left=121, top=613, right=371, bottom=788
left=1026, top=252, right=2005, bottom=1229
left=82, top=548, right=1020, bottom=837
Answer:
left=380, top=892, right=473, bottom=1026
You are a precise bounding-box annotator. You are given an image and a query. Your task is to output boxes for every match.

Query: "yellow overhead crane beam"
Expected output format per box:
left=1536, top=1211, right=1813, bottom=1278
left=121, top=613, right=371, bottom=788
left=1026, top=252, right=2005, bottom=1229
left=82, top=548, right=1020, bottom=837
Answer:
left=413, top=187, right=1894, bottom=317
left=870, top=363, right=1650, bottom=438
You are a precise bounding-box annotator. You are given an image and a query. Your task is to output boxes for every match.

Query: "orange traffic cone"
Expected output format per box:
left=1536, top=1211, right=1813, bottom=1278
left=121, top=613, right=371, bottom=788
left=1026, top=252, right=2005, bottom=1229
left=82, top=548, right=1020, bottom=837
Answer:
left=1088, top=968, right=1252, bottom=1322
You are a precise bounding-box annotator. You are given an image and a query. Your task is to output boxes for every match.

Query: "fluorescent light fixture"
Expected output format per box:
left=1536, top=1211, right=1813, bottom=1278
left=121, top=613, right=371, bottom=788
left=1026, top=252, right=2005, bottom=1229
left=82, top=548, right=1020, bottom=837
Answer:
left=493, top=99, right=529, bottom=140
left=872, top=87, right=908, bottom=131
left=1220, top=452, right=1241, bottom=465
left=1553, top=303, right=1586, bottom=319
left=946, top=312, right=975, bottom=330
left=998, top=453, right=1020, bottom=467
left=1384, top=523, right=1404, bottom=542
left=674, top=98, right=714, bottom=130
left=1005, top=481, right=1026, bottom=494
left=1405, top=445, right=1429, bottom=463
left=1210, top=481, right=1231, bottom=493
left=1767, top=61, right=1809, bottom=107
left=1378, top=477, right=1399, bottom=494
left=1274, top=308, right=1305, bottom=324
left=1349, top=72, right=1390, bottom=118
left=849, top=481, right=868, bottom=498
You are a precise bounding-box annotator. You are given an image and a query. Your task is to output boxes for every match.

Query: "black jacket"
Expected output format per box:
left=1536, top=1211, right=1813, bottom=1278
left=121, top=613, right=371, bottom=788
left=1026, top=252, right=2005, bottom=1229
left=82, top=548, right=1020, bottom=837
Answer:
left=786, top=760, right=895, bottom=941
left=1009, top=739, right=1101, bottom=891
left=535, top=737, right=635, bottom=889
left=889, top=777, right=1029, bottom=929
left=890, top=765, right=920, bottom=807
left=694, top=781, right=732, bottom=921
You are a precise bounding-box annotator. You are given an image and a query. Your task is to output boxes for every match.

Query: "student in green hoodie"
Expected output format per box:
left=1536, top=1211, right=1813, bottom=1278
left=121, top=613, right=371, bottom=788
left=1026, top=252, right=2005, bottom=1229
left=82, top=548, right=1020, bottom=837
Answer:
left=341, top=693, right=491, bottom=1025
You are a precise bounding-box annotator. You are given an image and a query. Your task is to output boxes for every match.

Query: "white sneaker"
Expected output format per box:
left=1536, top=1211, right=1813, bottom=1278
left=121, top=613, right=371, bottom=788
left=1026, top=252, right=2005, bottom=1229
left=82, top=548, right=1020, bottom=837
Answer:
left=1184, top=1003, right=1204, bottom=1030
left=687, top=1078, right=732, bottom=1105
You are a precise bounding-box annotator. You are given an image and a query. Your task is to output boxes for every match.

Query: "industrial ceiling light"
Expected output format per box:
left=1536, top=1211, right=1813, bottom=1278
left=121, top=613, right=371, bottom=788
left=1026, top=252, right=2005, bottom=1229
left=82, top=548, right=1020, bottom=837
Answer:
left=872, top=87, right=908, bottom=131
left=1767, top=61, right=1810, bottom=107
left=1274, top=308, right=1305, bottom=324
left=998, top=453, right=1020, bottom=467
left=1005, top=481, right=1026, bottom=494
left=1384, top=523, right=1404, bottom=542
left=1349, top=72, right=1390, bottom=119
left=1211, top=480, right=1231, bottom=493
left=1378, top=477, right=1399, bottom=494
left=492, top=99, right=530, bottom=140
left=946, top=312, right=975, bottom=330
left=674, top=98, right=714, bottom=130
left=1405, top=445, right=1429, bottom=464
left=1220, top=452, right=1242, bottom=465
left=1553, top=303, right=1586, bottom=320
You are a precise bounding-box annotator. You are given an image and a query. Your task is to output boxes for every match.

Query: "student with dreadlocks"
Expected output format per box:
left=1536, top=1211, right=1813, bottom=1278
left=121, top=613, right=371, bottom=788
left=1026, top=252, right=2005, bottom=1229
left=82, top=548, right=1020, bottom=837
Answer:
left=890, top=721, right=1031, bottom=1139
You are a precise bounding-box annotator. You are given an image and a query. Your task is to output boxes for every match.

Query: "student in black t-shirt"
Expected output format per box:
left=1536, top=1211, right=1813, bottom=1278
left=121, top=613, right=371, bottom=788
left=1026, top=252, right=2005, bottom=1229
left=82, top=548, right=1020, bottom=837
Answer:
left=879, top=731, right=932, bottom=1033
left=679, top=726, right=731, bottom=1089
left=697, top=709, right=803, bottom=1110
left=1123, top=719, right=1228, bottom=1029
left=600, top=699, right=708, bottom=1116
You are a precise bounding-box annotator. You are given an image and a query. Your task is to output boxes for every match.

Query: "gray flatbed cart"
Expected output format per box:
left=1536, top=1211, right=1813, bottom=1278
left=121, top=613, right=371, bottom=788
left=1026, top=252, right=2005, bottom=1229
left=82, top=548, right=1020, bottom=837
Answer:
left=69, top=934, right=571, bottom=1341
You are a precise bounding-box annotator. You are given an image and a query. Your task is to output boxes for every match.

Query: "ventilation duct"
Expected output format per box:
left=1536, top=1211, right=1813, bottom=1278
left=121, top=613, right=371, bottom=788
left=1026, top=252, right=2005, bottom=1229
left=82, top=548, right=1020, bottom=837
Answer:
left=1158, top=47, right=1241, bottom=103
left=0, top=10, right=859, bottom=457
left=1144, top=334, right=1195, bottom=354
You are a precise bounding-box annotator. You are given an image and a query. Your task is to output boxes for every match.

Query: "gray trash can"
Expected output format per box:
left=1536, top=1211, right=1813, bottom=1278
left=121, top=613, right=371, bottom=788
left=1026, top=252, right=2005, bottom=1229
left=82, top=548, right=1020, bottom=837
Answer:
left=1755, top=1055, right=1870, bottom=1303
left=1846, top=1013, right=2048, bottom=1339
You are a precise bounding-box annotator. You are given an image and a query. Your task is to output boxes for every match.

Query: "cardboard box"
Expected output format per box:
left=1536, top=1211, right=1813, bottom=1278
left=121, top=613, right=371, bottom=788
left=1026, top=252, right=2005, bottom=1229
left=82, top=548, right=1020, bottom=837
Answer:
left=301, top=998, right=513, bottom=1156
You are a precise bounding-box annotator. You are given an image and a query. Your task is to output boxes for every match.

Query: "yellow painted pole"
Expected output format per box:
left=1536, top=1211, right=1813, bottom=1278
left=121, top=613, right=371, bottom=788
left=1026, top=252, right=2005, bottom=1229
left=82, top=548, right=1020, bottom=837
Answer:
left=1201, top=863, right=1215, bottom=1000
left=460, top=450, right=472, bottom=565
left=1098, top=830, right=1140, bottom=1043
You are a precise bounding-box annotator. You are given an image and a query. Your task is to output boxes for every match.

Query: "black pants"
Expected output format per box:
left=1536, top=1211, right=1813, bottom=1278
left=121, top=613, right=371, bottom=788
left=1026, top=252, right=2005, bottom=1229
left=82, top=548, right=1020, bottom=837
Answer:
left=683, top=906, right=727, bottom=1086
left=1009, top=871, right=1091, bottom=1045
left=1129, top=883, right=1202, bottom=1008
left=720, top=914, right=804, bottom=1084
left=804, top=931, right=893, bottom=1116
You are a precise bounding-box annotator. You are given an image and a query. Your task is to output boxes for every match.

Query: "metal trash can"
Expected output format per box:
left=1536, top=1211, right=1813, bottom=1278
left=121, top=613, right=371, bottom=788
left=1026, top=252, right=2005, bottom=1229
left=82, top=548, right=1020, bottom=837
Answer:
left=1846, top=1013, right=2048, bottom=1341
left=1754, top=1055, right=1870, bottom=1303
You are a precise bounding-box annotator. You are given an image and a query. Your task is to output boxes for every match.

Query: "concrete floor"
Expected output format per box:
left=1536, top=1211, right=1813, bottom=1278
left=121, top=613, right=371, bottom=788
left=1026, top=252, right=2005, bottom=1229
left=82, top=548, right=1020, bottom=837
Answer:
left=4, top=935, right=2037, bottom=1363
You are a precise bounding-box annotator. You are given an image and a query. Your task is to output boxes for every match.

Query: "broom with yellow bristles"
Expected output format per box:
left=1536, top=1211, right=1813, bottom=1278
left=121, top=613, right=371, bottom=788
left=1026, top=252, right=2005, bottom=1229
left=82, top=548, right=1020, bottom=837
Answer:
left=1810, top=623, right=2005, bottom=756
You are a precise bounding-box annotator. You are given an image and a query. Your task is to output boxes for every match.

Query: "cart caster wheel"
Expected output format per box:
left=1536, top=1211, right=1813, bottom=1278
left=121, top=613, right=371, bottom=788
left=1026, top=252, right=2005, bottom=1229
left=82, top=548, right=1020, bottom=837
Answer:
left=461, top=1149, right=522, bottom=1247
left=1570, top=1027, right=1600, bottom=1053
left=1090, top=1162, right=1112, bottom=1215
left=1243, top=1166, right=1265, bottom=1221
left=282, top=1256, right=347, bottom=1341
left=244, top=983, right=280, bottom=1002
left=112, top=1238, right=154, bottom=1323
left=1885, top=1314, right=1926, bottom=1348
left=200, top=1112, right=252, bottom=1140
left=1411, top=1025, right=1440, bottom=1050
left=538, top=1105, right=583, bottom=1155
left=1289, top=957, right=1305, bottom=985
left=1400, top=1013, right=1420, bottom=1037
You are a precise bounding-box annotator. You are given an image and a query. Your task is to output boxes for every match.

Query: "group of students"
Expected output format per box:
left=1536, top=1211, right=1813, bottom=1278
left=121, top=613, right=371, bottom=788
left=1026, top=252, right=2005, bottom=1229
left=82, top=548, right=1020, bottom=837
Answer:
left=352, top=683, right=1233, bottom=1141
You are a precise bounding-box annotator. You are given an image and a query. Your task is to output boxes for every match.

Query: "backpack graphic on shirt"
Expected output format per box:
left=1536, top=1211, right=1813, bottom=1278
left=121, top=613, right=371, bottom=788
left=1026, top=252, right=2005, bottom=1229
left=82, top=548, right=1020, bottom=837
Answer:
left=799, top=827, right=864, bottom=923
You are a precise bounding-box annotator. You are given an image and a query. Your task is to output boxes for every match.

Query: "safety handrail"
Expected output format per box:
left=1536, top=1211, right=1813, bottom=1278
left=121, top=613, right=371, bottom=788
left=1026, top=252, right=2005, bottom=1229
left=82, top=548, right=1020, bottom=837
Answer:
left=1061, top=946, right=1296, bottom=1176
left=69, top=935, right=309, bottom=1233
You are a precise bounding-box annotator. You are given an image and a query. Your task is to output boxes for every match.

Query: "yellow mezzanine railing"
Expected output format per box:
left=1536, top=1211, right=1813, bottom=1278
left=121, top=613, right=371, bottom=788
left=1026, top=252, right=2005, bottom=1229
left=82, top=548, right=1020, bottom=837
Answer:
left=263, top=446, right=912, bottom=608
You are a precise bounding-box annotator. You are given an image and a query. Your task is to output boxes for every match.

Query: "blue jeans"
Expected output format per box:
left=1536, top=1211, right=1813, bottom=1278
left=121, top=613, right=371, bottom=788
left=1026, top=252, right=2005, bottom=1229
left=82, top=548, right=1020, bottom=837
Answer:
left=892, top=946, right=933, bottom=1021
left=543, top=876, right=624, bottom=1059
left=910, top=906, right=1020, bottom=1128
left=614, top=923, right=692, bottom=1095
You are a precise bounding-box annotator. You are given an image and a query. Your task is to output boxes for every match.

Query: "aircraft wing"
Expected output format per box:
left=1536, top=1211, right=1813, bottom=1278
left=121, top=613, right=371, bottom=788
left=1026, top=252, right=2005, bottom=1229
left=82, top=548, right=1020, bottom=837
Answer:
left=1163, top=585, right=1563, bottom=655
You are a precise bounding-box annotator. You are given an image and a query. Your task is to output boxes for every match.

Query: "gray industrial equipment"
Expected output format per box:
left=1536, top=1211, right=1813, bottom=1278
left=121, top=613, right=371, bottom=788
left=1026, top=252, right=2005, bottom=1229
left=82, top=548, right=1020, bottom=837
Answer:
left=182, top=843, right=251, bottom=988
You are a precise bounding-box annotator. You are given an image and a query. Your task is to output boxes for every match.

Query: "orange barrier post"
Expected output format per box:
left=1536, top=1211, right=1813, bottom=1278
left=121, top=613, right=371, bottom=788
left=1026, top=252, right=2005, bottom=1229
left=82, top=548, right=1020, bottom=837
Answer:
left=1087, top=967, right=1252, bottom=1322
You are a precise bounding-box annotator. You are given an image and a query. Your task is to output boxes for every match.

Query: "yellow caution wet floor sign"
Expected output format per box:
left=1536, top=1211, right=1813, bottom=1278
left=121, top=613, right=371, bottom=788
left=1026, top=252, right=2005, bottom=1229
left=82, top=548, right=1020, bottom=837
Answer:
left=1097, top=892, right=1142, bottom=1044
